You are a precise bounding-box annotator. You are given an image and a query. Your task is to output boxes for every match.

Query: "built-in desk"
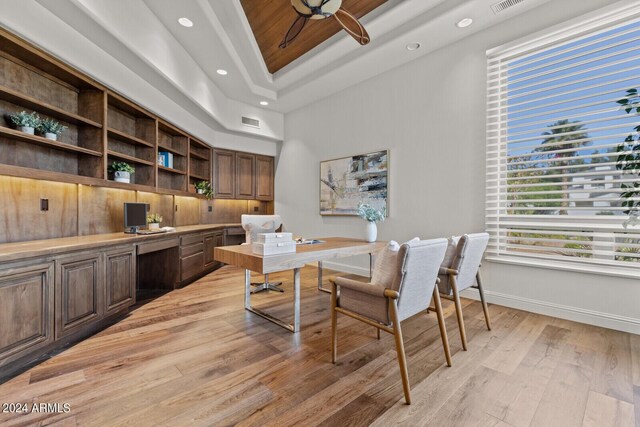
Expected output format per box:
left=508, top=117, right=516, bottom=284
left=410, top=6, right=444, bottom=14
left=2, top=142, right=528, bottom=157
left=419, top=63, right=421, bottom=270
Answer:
left=0, top=223, right=240, bottom=381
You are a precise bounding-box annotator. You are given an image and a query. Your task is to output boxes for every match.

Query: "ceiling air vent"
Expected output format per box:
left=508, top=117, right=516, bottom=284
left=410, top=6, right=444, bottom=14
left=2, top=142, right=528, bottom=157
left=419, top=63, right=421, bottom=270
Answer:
left=491, top=0, right=525, bottom=14
left=241, top=116, right=260, bottom=128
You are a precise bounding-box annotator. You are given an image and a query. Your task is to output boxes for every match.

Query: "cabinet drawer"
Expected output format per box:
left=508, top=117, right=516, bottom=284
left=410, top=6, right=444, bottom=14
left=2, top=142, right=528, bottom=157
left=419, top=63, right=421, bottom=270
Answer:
left=181, top=234, right=204, bottom=246
left=181, top=242, right=204, bottom=258
left=138, top=238, right=178, bottom=255
left=181, top=252, right=204, bottom=281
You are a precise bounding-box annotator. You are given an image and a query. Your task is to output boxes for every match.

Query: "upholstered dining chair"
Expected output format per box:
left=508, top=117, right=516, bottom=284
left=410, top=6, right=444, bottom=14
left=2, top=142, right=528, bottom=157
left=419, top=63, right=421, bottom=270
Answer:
left=241, top=214, right=284, bottom=293
left=329, top=238, right=452, bottom=405
left=438, top=232, right=491, bottom=351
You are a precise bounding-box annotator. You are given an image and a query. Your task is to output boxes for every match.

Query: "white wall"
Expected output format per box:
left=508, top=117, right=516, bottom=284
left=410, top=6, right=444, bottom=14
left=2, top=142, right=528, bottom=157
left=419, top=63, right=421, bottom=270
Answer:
left=277, top=0, right=640, bottom=333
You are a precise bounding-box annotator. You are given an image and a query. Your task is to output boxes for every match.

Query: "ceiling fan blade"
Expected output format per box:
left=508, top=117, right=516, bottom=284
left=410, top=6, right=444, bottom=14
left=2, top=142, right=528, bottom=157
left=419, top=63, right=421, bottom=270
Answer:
left=333, top=8, right=370, bottom=45
left=279, top=14, right=309, bottom=49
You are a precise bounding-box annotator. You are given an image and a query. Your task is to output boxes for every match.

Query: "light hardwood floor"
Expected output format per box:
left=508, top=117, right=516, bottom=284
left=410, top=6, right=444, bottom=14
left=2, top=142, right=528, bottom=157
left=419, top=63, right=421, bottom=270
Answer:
left=0, top=265, right=638, bottom=427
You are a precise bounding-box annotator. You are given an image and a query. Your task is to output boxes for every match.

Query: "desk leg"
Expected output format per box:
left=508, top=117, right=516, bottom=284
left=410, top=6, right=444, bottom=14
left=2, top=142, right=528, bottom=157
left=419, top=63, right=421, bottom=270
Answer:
left=317, top=261, right=330, bottom=294
left=245, top=269, right=251, bottom=309
left=293, top=267, right=301, bottom=333
left=244, top=268, right=299, bottom=333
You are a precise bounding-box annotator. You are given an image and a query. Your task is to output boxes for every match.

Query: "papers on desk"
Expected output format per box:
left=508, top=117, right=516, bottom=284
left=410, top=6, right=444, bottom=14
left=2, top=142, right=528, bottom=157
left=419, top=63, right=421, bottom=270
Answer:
left=295, top=238, right=325, bottom=245
left=253, top=233, right=296, bottom=255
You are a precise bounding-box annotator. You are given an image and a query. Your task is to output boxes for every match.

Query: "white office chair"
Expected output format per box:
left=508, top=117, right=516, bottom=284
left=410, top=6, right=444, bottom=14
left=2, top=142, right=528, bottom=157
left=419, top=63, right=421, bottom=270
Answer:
left=241, top=214, right=284, bottom=293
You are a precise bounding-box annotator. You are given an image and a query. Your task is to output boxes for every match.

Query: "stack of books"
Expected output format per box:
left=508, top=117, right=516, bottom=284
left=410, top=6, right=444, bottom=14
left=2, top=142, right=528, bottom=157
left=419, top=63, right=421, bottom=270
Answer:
left=158, top=151, right=174, bottom=168
left=252, top=232, right=296, bottom=256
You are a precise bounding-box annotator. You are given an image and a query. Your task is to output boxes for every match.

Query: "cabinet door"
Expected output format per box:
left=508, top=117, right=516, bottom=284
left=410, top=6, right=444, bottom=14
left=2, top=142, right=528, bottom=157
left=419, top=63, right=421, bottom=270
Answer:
left=55, top=253, right=102, bottom=339
left=181, top=252, right=204, bottom=282
left=204, top=234, right=215, bottom=268
left=235, top=153, right=256, bottom=199
left=256, top=155, right=274, bottom=201
left=214, top=233, right=225, bottom=267
left=105, top=247, right=136, bottom=315
left=214, top=149, right=235, bottom=199
left=0, top=262, right=54, bottom=366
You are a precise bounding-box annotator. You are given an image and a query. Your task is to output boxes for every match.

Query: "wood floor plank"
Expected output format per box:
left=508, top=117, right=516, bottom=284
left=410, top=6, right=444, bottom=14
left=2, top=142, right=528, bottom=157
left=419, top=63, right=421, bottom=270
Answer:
left=0, top=265, right=636, bottom=427
left=582, top=390, right=635, bottom=427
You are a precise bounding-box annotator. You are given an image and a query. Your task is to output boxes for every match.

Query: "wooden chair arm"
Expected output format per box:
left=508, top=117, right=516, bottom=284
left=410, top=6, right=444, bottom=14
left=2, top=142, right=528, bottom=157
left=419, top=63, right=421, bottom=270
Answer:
left=439, top=267, right=459, bottom=276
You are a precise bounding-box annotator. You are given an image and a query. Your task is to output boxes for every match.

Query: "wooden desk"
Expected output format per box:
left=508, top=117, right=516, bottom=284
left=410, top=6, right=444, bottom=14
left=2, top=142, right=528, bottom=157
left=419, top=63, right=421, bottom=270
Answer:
left=214, top=237, right=386, bottom=332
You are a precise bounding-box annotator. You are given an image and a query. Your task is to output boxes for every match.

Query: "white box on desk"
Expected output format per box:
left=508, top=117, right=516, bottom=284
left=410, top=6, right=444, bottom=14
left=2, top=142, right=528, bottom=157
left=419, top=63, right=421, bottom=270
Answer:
left=252, top=241, right=296, bottom=256
left=255, top=232, right=293, bottom=244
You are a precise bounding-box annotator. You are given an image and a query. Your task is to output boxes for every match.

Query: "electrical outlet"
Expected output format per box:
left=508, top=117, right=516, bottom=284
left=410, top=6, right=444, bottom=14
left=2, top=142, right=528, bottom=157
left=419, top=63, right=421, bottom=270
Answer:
left=253, top=206, right=259, bottom=212
left=40, top=198, right=49, bottom=211
left=208, top=206, right=212, bottom=212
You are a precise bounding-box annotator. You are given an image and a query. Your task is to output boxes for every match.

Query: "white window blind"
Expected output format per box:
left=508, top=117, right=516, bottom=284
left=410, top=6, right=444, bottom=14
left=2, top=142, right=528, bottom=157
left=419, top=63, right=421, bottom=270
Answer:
left=486, top=4, right=640, bottom=276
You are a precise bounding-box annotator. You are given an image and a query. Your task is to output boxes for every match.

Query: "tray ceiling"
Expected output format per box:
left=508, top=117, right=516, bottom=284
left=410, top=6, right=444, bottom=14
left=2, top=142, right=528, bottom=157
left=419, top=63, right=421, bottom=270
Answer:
left=240, top=0, right=389, bottom=74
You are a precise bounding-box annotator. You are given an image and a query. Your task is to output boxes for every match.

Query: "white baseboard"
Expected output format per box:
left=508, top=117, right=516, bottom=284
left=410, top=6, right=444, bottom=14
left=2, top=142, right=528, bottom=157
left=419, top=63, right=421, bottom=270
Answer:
left=318, top=261, right=371, bottom=277
left=461, top=288, right=640, bottom=335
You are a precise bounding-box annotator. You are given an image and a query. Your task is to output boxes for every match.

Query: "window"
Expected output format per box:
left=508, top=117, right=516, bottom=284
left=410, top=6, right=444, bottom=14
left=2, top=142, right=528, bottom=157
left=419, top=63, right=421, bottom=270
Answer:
left=486, top=4, right=640, bottom=276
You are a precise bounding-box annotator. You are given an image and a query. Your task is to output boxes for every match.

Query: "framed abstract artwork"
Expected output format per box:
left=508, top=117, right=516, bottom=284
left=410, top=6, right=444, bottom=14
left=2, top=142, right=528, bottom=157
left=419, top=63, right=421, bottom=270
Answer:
left=320, top=150, right=389, bottom=216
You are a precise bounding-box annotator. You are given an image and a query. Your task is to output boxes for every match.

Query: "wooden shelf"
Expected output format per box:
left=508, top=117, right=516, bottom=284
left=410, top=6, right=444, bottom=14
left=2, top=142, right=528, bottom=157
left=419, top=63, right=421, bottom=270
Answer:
left=107, top=128, right=154, bottom=148
left=158, top=144, right=186, bottom=157
left=158, top=165, right=186, bottom=175
left=189, top=172, right=210, bottom=181
left=0, top=126, right=102, bottom=157
left=0, top=84, right=102, bottom=128
left=107, top=150, right=154, bottom=166
left=189, top=151, right=209, bottom=161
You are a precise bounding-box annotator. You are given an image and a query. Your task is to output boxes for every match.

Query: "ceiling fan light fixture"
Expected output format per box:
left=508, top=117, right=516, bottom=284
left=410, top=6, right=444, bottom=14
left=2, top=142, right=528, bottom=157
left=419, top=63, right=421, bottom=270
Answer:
left=406, top=42, right=421, bottom=51
left=216, top=69, right=228, bottom=76
left=178, top=17, right=194, bottom=28
left=456, top=18, right=473, bottom=28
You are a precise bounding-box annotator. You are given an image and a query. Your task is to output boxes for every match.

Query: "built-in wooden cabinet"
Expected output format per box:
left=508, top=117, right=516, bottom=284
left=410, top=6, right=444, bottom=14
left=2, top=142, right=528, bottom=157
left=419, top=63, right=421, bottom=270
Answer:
left=0, top=262, right=54, bottom=367
left=213, top=149, right=235, bottom=199
left=214, top=149, right=274, bottom=201
left=256, top=155, right=274, bottom=201
left=188, top=138, right=211, bottom=194
left=204, top=230, right=224, bottom=269
left=105, top=247, right=136, bottom=315
left=235, top=152, right=256, bottom=199
left=55, top=253, right=102, bottom=339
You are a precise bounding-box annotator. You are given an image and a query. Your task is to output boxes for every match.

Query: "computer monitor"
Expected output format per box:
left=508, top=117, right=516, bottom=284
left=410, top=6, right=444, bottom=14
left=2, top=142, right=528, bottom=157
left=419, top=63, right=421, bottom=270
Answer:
left=124, top=203, right=148, bottom=234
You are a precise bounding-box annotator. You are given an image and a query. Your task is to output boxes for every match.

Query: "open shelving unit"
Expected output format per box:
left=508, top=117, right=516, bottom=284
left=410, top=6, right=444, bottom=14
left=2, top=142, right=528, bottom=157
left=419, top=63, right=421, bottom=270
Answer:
left=157, top=121, right=188, bottom=192
left=188, top=137, right=212, bottom=194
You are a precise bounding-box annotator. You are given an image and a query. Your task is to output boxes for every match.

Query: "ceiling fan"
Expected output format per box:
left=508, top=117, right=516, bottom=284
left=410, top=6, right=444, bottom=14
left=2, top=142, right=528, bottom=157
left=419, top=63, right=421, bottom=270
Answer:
left=279, top=0, right=371, bottom=49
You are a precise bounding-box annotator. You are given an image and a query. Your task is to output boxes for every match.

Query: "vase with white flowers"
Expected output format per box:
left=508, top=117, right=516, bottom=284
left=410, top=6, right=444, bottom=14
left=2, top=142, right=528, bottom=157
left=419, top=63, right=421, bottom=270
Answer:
left=357, top=202, right=386, bottom=243
left=146, top=213, right=163, bottom=230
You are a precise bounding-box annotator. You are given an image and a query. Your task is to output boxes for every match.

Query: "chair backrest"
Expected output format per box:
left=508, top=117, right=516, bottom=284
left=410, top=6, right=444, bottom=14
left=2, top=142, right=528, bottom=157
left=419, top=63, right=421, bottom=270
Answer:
left=391, top=238, right=448, bottom=322
left=241, top=215, right=282, bottom=244
left=453, top=233, right=489, bottom=291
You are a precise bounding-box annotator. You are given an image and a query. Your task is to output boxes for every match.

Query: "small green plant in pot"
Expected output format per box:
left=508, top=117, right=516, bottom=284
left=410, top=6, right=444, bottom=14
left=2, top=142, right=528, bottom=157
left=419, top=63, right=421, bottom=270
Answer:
left=108, top=162, right=135, bottom=183
left=147, top=213, right=163, bottom=230
left=194, top=180, right=214, bottom=199
left=9, top=111, right=40, bottom=135
left=37, top=118, right=67, bottom=141
left=357, top=202, right=386, bottom=243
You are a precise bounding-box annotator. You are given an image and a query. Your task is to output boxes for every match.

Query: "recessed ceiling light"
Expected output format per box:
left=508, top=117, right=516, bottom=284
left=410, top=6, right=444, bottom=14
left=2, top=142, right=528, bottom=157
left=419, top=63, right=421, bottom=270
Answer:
left=456, top=18, right=473, bottom=28
left=406, top=42, right=421, bottom=51
left=216, top=69, right=228, bottom=76
left=178, top=17, right=194, bottom=28
left=260, top=101, right=269, bottom=106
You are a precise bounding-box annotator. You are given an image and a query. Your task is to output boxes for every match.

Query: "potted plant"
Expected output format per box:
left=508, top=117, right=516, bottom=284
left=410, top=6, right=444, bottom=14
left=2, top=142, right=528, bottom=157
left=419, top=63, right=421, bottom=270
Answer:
left=194, top=180, right=214, bottom=199
left=9, top=111, right=40, bottom=135
left=357, top=202, right=386, bottom=242
left=147, top=213, right=163, bottom=230
left=37, top=118, right=67, bottom=141
left=108, top=162, right=135, bottom=183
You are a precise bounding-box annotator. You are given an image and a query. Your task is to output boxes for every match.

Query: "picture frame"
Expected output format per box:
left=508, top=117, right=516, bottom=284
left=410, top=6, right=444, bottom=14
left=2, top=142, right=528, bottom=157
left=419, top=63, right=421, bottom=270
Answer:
left=319, top=149, right=389, bottom=216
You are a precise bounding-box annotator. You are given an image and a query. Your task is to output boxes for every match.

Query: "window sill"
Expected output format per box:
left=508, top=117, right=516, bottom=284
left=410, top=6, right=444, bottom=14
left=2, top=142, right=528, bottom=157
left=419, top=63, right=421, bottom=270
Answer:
left=486, top=255, right=640, bottom=280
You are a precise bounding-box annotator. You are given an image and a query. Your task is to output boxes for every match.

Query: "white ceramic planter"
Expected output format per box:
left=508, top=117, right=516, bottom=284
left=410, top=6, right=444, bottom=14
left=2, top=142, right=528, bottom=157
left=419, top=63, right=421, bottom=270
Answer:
left=197, top=189, right=204, bottom=194
left=114, top=171, right=131, bottom=183
left=44, top=132, right=57, bottom=141
left=20, top=126, right=35, bottom=135
left=366, top=221, right=377, bottom=243
left=148, top=222, right=160, bottom=230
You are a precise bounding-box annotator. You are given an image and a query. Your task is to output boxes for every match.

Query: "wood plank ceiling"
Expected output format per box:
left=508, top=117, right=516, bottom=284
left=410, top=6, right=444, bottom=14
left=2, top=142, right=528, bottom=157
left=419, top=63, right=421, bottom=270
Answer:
left=240, top=0, right=388, bottom=74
